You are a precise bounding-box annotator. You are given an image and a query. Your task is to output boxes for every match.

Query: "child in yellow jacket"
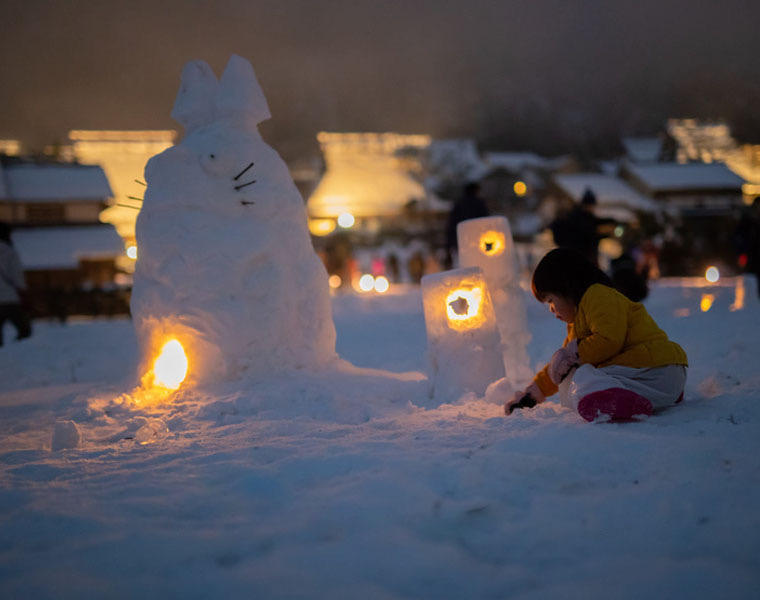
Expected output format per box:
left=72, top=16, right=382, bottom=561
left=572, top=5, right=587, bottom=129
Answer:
left=506, top=248, right=688, bottom=422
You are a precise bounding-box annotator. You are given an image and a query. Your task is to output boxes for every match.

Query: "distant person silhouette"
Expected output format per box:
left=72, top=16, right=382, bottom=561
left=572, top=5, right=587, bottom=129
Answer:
left=734, top=197, right=760, bottom=299
left=445, top=181, right=490, bottom=267
left=0, top=223, right=32, bottom=346
left=550, top=188, right=611, bottom=267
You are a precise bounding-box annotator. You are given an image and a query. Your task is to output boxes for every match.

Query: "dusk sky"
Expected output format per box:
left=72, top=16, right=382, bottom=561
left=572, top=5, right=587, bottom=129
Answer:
left=1, top=0, right=759, bottom=159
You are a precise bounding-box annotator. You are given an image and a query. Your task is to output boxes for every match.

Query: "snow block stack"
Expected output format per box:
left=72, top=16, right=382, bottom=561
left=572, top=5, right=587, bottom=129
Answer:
left=421, top=267, right=505, bottom=403
left=130, top=55, right=337, bottom=385
left=457, top=216, right=532, bottom=388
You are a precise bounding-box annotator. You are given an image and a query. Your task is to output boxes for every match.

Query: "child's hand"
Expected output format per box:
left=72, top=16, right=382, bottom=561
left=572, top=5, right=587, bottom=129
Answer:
left=549, top=339, right=579, bottom=385
left=505, top=383, right=545, bottom=415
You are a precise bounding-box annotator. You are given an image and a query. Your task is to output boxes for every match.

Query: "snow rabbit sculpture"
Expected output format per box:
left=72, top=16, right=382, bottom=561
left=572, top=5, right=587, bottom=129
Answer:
left=131, top=55, right=337, bottom=385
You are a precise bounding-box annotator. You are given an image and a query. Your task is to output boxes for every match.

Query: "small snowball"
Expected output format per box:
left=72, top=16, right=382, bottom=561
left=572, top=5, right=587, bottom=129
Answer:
left=485, top=377, right=515, bottom=406
left=52, top=420, right=81, bottom=451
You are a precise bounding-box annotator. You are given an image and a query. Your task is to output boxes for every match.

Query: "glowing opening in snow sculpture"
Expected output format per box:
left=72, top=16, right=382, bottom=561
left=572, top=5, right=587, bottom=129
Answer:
left=152, top=339, right=188, bottom=389
left=422, top=267, right=505, bottom=402
left=445, top=287, right=485, bottom=329
left=705, top=266, right=720, bottom=283
left=478, top=230, right=506, bottom=257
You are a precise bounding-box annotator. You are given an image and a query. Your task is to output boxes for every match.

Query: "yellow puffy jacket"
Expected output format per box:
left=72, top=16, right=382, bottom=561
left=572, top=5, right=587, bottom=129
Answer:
left=534, top=283, right=688, bottom=397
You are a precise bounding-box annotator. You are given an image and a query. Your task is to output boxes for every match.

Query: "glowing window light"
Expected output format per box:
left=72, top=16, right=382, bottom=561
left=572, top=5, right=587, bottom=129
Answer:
left=478, top=231, right=506, bottom=256
left=153, top=339, right=188, bottom=390
left=328, top=274, right=342, bottom=289
left=513, top=181, right=527, bottom=196
left=308, top=218, right=336, bottom=236
left=374, top=276, right=389, bottom=293
left=705, top=266, right=720, bottom=283
left=445, top=287, right=484, bottom=329
left=700, top=294, right=715, bottom=312
left=358, top=274, right=375, bottom=292
left=126, top=245, right=138, bottom=260
left=337, top=213, right=355, bottom=228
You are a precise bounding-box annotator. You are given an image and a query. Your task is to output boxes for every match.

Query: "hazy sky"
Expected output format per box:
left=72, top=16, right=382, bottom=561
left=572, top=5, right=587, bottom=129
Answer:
left=1, top=0, right=759, bottom=159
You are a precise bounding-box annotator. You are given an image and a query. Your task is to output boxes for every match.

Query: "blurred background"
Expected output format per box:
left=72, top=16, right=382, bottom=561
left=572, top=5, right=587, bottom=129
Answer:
left=1, top=0, right=759, bottom=321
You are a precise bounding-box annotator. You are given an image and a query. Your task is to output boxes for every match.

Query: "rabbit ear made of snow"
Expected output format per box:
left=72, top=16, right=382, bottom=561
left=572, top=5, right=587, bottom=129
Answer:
left=171, top=60, right=220, bottom=133
left=215, top=55, right=271, bottom=128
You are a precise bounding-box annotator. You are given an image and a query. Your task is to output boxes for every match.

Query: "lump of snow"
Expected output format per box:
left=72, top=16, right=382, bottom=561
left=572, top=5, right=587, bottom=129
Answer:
left=134, top=419, right=169, bottom=445
left=51, top=420, right=81, bottom=451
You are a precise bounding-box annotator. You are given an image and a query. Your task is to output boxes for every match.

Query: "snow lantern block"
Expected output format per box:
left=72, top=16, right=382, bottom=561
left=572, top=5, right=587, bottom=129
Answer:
left=457, top=216, right=533, bottom=387
left=421, top=267, right=505, bottom=402
left=457, top=216, right=517, bottom=286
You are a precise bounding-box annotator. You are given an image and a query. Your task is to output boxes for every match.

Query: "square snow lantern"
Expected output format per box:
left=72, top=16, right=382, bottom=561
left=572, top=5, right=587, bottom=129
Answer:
left=421, top=267, right=505, bottom=402
left=457, top=216, right=518, bottom=286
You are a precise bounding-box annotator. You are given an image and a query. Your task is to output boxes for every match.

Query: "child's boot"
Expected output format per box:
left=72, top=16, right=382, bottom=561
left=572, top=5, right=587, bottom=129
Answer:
left=577, top=387, right=653, bottom=422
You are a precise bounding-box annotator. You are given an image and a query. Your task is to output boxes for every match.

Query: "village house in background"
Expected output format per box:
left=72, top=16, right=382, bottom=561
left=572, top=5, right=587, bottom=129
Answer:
left=0, top=153, right=126, bottom=319
left=67, top=130, right=176, bottom=270
left=306, top=132, right=450, bottom=290
left=619, top=161, right=744, bottom=275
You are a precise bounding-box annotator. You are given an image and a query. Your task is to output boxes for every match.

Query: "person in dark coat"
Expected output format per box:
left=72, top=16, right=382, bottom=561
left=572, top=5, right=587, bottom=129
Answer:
left=445, top=181, right=490, bottom=267
left=734, top=197, right=760, bottom=299
left=550, top=188, right=611, bottom=267
left=0, top=223, right=32, bottom=346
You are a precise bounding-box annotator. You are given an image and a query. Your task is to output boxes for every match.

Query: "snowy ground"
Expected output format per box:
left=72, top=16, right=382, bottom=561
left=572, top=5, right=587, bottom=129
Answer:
left=1, top=279, right=759, bottom=599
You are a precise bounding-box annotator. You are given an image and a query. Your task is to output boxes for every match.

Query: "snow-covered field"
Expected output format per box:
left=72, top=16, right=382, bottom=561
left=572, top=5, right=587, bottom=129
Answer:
left=1, top=279, right=759, bottom=599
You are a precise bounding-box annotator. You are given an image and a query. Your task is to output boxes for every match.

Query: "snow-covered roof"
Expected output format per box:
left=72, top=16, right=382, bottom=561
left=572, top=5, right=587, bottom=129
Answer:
left=0, top=163, right=112, bottom=203
left=11, top=225, right=124, bottom=269
left=483, top=152, right=551, bottom=172
left=554, top=173, right=657, bottom=213
left=624, top=162, right=744, bottom=193
left=308, top=167, right=429, bottom=218
left=621, top=137, right=662, bottom=163
left=427, top=139, right=487, bottom=181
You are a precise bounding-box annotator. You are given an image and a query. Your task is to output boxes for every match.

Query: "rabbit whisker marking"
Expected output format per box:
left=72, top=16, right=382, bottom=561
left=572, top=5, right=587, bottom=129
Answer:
left=116, top=203, right=142, bottom=210
left=234, top=179, right=256, bottom=190
left=134, top=179, right=147, bottom=186
left=127, top=196, right=144, bottom=202
left=233, top=162, right=254, bottom=181
left=241, top=200, right=255, bottom=206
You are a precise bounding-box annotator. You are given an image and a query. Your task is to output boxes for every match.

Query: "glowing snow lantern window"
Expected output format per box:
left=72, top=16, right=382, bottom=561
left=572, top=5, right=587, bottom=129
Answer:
left=478, top=231, right=506, bottom=257
left=513, top=181, right=527, bottom=196
left=153, top=339, right=188, bottom=390
left=705, top=266, right=720, bottom=283
left=374, top=276, right=390, bottom=293
left=126, top=245, right=138, bottom=260
left=445, top=287, right=484, bottom=329
left=337, top=212, right=355, bottom=228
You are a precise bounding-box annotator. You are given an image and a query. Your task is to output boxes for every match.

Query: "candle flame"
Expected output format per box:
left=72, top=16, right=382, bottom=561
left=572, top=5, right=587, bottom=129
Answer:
left=153, top=339, right=188, bottom=390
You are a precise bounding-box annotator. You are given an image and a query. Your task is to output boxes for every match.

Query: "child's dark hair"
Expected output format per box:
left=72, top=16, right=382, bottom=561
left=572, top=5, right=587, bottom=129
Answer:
left=531, top=248, right=614, bottom=305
